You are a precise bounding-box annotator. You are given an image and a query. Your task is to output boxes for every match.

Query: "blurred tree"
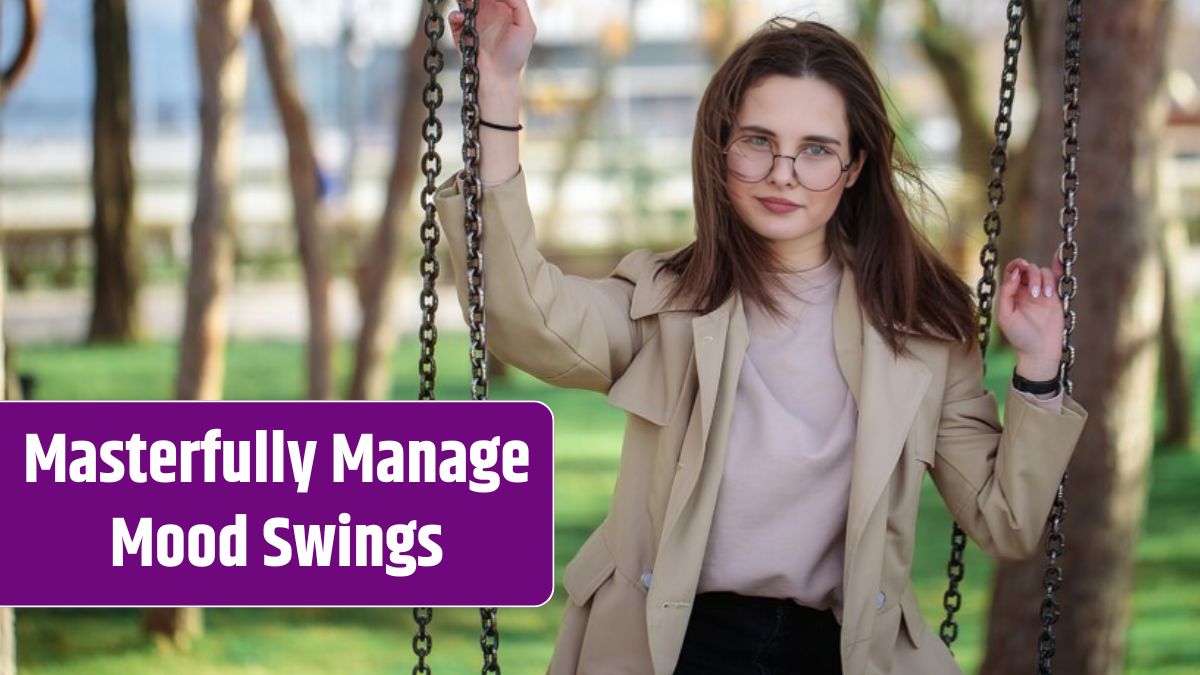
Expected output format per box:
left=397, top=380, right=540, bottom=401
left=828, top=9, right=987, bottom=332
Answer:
left=89, top=0, right=142, bottom=342
left=698, top=0, right=759, bottom=65
left=142, top=607, right=203, bottom=647
left=163, top=0, right=254, bottom=642
left=251, top=0, right=334, bottom=399
left=542, top=10, right=636, bottom=244
left=981, top=2, right=1173, bottom=674
left=1159, top=204, right=1193, bottom=447
left=175, top=0, right=252, bottom=402
left=854, top=0, right=885, bottom=55
left=348, top=0, right=446, bottom=401
left=1, top=0, right=42, bottom=670
left=1159, top=86, right=1193, bottom=448
left=912, top=0, right=994, bottom=273
left=855, top=0, right=1043, bottom=347
left=0, top=0, right=42, bottom=105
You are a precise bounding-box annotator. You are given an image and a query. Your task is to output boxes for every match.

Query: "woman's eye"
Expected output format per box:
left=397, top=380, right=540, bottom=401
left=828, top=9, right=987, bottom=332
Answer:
left=744, top=136, right=771, bottom=147
left=800, top=144, right=832, bottom=156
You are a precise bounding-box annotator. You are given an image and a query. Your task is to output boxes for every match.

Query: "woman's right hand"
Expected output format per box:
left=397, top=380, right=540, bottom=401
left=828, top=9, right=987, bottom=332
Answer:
left=448, top=0, right=537, bottom=84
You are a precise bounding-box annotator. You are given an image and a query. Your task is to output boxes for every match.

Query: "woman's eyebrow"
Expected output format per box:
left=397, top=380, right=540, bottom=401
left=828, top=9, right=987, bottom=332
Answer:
left=737, top=124, right=843, bottom=146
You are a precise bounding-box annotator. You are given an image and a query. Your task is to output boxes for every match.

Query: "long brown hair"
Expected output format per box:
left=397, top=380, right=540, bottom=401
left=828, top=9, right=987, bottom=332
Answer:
left=659, top=18, right=977, bottom=356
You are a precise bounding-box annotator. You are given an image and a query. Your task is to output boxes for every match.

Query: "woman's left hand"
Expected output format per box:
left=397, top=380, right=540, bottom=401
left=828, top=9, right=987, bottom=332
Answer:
left=996, top=255, right=1066, bottom=380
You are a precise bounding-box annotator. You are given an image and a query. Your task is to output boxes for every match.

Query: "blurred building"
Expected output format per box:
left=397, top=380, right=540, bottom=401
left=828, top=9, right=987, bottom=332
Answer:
left=0, top=0, right=1196, bottom=277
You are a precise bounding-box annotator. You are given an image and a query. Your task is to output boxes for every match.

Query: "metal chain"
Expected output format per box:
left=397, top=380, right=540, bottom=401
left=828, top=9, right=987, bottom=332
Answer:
left=939, top=524, right=967, bottom=646
left=480, top=607, right=501, bottom=674
left=412, top=607, right=433, bottom=675
left=418, top=0, right=446, bottom=402
left=460, top=0, right=489, bottom=403
left=457, top=2, right=499, bottom=672
left=413, top=1, right=446, bottom=669
left=940, top=0, right=1026, bottom=649
left=1038, top=0, right=1082, bottom=672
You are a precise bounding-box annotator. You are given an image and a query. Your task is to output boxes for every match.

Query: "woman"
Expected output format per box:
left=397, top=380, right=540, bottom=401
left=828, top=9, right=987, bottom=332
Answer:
left=435, top=2, right=1088, bottom=673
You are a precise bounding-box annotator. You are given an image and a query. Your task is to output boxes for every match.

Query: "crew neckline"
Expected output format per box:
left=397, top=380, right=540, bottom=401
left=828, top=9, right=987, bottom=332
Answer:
left=777, top=252, right=842, bottom=292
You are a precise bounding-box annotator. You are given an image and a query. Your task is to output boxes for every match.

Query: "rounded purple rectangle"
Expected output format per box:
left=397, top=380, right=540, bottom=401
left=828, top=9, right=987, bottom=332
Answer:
left=0, top=401, right=554, bottom=607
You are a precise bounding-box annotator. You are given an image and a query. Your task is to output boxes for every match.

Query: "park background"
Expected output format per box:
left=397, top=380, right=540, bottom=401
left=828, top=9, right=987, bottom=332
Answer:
left=1, top=0, right=1198, bottom=673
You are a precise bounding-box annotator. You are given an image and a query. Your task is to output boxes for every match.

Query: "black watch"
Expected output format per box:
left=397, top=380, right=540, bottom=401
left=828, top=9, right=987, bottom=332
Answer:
left=1012, top=370, right=1061, bottom=395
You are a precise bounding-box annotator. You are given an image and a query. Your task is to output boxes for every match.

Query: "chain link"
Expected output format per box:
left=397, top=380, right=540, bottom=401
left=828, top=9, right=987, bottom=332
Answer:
left=1038, top=0, right=1082, bottom=672
left=418, top=0, right=444, bottom=403
left=412, top=607, right=433, bottom=675
left=460, top=0, right=489, bottom=403
left=480, top=607, right=501, bottom=674
left=938, top=524, right=967, bottom=646
left=413, top=2, right=446, bottom=669
left=941, top=0, right=1026, bottom=649
left=457, top=2, right=499, bottom=671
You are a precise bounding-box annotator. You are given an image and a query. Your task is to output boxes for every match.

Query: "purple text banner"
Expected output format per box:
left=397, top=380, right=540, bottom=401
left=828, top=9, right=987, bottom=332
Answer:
left=0, top=401, right=554, bottom=607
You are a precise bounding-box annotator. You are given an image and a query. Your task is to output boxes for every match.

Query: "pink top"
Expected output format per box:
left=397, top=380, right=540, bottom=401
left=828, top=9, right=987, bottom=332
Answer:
left=697, top=253, right=1062, bottom=610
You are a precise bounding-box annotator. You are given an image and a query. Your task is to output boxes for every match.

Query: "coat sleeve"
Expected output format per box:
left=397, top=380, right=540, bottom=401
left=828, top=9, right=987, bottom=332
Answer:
left=929, top=340, right=1089, bottom=560
left=434, top=168, right=644, bottom=394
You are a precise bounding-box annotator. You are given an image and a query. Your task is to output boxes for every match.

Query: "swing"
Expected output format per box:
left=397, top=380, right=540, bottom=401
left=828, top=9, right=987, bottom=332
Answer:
left=409, top=0, right=1083, bottom=672
left=410, top=0, right=500, bottom=672
left=938, top=1, right=1081, bottom=674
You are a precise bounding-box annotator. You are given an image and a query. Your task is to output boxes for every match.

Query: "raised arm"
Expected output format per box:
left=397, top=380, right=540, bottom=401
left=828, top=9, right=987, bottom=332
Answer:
left=436, top=0, right=645, bottom=393
left=448, top=0, right=531, bottom=186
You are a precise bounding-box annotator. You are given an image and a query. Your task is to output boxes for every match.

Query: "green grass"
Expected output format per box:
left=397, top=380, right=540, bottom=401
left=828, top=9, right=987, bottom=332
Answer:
left=9, top=328, right=1200, bottom=674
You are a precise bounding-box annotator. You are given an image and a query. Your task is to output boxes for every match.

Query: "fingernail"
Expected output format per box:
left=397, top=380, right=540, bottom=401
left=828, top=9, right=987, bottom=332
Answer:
left=1031, top=285, right=1040, bottom=298
left=1045, top=285, right=1054, bottom=298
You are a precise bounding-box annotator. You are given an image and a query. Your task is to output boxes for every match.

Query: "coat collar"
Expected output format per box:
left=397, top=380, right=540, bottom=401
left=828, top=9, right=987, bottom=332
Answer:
left=628, top=252, right=692, bottom=320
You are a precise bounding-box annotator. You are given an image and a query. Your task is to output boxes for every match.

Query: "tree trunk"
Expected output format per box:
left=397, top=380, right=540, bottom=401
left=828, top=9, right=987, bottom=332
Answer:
left=981, top=3, right=1172, bottom=675
left=1, top=2, right=38, bottom=669
left=143, top=607, right=203, bottom=647
left=1158, top=194, right=1192, bottom=447
left=914, top=0, right=994, bottom=277
left=175, top=0, right=252, bottom=401
left=90, top=0, right=141, bottom=343
left=347, top=0, right=444, bottom=401
left=251, top=0, right=334, bottom=399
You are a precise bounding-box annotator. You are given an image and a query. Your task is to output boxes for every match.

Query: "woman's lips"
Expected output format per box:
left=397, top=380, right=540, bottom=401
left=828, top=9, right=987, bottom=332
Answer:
left=757, top=197, right=802, bottom=214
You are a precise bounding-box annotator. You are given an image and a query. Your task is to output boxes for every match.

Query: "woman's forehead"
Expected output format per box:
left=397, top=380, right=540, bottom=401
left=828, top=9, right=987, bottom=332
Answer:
left=736, top=75, right=849, bottom=143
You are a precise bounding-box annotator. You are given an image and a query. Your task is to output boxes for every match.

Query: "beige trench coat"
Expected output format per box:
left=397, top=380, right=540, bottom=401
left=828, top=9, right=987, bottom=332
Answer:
left=436, top=171, right=1088, bottom=675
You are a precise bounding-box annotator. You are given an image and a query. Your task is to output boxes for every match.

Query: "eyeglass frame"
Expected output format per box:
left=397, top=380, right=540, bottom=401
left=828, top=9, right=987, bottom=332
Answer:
left=722, top=135, right=856, bottom=192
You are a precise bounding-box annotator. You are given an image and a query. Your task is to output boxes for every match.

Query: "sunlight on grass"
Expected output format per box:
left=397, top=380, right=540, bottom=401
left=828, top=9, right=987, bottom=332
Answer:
left=10, top=328, right=1199, bottom=674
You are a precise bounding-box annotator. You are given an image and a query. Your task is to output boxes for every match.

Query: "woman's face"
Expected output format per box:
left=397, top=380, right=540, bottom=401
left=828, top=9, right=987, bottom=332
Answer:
left=724, top=75, right=864, bottom=270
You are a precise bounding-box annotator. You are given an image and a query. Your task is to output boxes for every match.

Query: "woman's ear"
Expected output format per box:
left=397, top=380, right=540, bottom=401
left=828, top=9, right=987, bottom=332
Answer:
left=845, top=150, right=867, bottom=188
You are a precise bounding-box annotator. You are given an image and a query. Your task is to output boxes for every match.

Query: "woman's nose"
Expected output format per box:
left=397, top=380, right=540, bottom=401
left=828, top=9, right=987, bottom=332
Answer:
left=767, top=155, right=798, bottom=188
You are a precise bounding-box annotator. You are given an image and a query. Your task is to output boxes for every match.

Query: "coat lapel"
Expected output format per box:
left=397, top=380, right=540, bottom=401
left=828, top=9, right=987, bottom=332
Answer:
left=834, top=267, right=932, bottom=640
left=658, top=294, right=746, bottom=544
left=649, top=295, right=747, bottom=674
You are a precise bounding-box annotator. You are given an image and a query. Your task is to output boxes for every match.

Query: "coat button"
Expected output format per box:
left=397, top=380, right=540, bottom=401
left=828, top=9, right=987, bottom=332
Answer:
left=876, top=591, right=886, bottom=609
left=640, top=571, right=653, bottom=589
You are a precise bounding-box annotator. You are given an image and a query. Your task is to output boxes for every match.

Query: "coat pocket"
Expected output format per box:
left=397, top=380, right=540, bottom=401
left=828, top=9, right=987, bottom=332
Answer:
left=562, top=528, right=617, bottom=607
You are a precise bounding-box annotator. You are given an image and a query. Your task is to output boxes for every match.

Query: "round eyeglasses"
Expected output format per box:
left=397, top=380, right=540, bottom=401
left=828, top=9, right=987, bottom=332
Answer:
left=724, top=136, right=853, bottom=192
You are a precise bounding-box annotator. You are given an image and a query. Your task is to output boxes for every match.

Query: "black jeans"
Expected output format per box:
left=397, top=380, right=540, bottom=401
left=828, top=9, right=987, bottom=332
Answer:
left=673, top=591, right=843, bottom=675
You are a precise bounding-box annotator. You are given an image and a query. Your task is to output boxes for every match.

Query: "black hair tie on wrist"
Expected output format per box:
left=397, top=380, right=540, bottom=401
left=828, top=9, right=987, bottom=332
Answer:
left=479, top=119, right=523, bottom=132
left=1012, top=370, right=1062, bottom=395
